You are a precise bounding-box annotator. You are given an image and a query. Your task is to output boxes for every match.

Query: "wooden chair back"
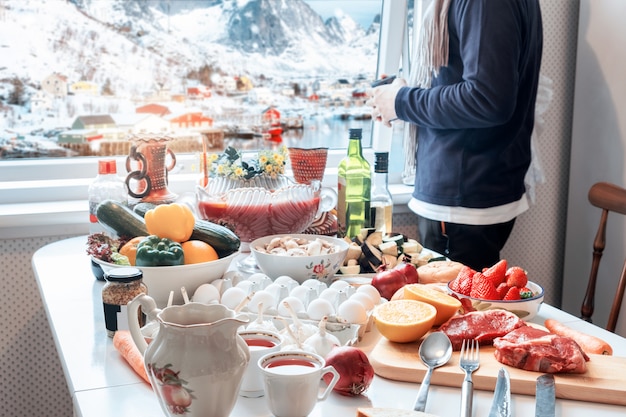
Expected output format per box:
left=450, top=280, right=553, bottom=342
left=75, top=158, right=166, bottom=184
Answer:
left=581, top=182, right=626, bottom=332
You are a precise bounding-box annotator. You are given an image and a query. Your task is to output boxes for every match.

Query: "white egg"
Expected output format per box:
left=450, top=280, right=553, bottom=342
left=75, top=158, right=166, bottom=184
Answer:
left=301, top=279, right=326, bottom=295
left=357, top=284, right=382, bottom=305
left=350, top=292, right=375, bottom=311
left=192, top=283, right=221, bottom=304
left=340, top=284, right=356, bottom=297
left=235, top=280, right=254, bottom=294
left=220, top=287, right=248, bottom=310
left=274, top=275, right=299, bottom=290
left=306, top=298, right=335, bottom=321
left=278, top=296, right=305, bottom=316
left=318, top=287, right=339, bottom=305
left=290, top=285, right=316, bottom=306
left=337, top=299, right=368, bottom=324
left=330, top=280, right=351, bottom=291
left=248, top=273, right=272, bottom=289
left=249, top=290, right=276, bottom=314
left=265, top=283, right=290, bottom=303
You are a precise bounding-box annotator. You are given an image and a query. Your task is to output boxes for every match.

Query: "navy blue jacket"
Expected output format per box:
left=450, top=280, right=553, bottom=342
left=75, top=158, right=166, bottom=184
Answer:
left=395, top=0, right=543, bottom=208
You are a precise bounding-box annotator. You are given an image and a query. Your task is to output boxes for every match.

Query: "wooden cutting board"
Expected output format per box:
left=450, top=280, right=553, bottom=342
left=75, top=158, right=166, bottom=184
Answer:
left=369, top=336, right=626, bottom=406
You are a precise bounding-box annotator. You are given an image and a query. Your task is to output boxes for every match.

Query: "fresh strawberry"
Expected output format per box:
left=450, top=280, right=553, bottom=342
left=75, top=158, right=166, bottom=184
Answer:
left=503, top=286, right=521, bottom=300
left=496, top=282, right=511, bottom=299
left=482, top=259, right=507, bottom=286
left=470, top=272, right=499, bottom=300
left=519, top=286, right=534, bottom=299
left=505, top=266, right=528, bottom=288
left=459, top=297, right=476, bottom=314
left=450, top=265, right=475, bottom=296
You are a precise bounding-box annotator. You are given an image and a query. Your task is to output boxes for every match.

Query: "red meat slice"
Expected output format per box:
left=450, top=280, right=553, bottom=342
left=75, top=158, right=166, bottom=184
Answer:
left=493, top=326, right=589, bottom=373
left=438, top=310, right=526, bottom=350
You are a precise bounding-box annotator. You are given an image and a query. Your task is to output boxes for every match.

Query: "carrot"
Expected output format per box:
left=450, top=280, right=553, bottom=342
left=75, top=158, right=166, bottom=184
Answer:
left=113, top=330, right=151, bottom=384
left=544, top=319, right=613, bottom=355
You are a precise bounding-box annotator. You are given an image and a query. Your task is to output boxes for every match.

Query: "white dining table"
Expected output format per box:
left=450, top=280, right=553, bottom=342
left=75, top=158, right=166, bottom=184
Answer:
left=33, top=236, right=626, bottom=417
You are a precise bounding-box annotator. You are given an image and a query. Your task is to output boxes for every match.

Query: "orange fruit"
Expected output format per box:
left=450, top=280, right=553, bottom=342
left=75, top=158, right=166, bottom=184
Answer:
left=372, top=299, right=436, bottom=343
left=119, top=236, right=146, bottom=266
left=403, top=284, right=462, bottom=326
left=181, top=240, right=219, bottom=265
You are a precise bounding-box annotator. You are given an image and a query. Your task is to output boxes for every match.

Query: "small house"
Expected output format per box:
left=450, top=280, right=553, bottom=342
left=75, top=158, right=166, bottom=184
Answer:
left=165, top=112, right=213, bottom=129
left=41, top=73, right=68, bottom=98
left=71, top=114, right=116, bottom=130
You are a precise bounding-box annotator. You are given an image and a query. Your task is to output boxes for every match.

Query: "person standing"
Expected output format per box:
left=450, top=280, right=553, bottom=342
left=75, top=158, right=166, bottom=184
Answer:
left=367, top=0, right=543, bottom=271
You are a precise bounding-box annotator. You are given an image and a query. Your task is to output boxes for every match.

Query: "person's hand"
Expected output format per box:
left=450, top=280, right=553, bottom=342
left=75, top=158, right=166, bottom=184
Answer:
left=366, top=78, right=407, bottom=127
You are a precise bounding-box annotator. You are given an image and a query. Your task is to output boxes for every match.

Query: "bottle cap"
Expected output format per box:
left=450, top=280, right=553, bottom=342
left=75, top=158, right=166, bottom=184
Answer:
left=349, top=128, right=362, bottom=139
left=98, top=159, right=117, bottom=175
left=104, top=267, right=143, bottom=282
left=374, top=152, right=389, bottom=173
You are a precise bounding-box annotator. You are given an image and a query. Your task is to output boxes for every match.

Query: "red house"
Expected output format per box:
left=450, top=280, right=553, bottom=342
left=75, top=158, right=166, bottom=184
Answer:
left=166, top=112, right=213, bottom=129
left=136, top=103, right=171, bottom=117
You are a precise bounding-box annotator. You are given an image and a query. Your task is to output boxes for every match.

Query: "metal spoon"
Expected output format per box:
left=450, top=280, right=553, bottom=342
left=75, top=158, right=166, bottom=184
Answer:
left=413, top=331, right=453, bottom=412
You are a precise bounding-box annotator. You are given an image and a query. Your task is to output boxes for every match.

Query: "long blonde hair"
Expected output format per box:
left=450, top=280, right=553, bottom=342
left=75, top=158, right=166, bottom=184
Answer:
left=403, top=0, right=451, bottom=185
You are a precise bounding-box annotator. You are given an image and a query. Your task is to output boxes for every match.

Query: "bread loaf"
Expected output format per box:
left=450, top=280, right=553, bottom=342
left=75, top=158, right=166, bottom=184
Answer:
left=417, top=260, right=464, bottom=284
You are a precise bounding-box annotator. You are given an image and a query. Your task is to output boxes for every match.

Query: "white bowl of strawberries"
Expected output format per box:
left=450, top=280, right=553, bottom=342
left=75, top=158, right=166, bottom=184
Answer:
left=446, top=260, right=544, bottom=321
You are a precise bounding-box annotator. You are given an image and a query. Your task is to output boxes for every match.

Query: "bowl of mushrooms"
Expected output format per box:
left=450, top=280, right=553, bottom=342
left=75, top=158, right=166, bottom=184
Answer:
left=250, top=234, right=350, bottom=285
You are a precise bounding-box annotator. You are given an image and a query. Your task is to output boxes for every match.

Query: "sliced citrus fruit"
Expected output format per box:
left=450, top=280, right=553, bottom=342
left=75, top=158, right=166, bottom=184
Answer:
left=372, top=299, right=436, bottom=343
left=403, top=283, right=462, bottom=326
left=181, top=240, right=219, bottom=265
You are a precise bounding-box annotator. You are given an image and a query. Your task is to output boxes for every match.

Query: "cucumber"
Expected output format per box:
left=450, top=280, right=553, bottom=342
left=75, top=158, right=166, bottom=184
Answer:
left=133, top=201, right=241, bottom=256
left=96, top=200, right=148, bottom=238
left=132, top=202, right=157, bottom=217
left=190, top=219, right=241, bottom=256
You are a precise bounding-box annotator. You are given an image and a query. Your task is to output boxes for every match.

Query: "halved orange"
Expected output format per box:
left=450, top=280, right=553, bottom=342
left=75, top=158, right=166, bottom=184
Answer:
left=402, top=284, right=462, bottom=326
left=372, top=299, right=436, bottom=343
left=181, top=240, right=219, bottom=265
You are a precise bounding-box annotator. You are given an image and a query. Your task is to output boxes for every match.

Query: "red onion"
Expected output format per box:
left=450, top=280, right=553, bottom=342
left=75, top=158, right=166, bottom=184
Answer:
left=323, top=346, right=374, bottom=396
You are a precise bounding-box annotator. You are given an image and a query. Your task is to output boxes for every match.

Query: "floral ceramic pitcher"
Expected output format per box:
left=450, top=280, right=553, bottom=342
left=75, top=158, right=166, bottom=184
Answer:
left=127, top=294, right=250, bottom=417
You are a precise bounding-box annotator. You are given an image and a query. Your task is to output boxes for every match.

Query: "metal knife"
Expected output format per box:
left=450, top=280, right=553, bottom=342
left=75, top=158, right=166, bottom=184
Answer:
left=488, top=367, right=511, bottom=417
left=535, top=374, right=556, bottom=417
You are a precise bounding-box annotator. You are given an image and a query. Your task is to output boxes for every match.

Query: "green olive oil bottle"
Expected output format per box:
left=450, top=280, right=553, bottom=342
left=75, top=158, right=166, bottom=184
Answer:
left=337, top=128, right=371, bottom=239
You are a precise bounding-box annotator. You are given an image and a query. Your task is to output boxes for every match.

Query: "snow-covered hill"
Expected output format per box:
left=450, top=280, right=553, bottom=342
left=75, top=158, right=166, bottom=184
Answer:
left=0, top=0, right=379, bottom=99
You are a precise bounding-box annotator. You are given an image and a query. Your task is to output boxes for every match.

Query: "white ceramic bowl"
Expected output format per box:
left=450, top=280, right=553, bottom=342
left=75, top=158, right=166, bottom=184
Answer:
left=92, top=251, right=239, bottom=307
left=250, top=234, right=349, bottom=285
left=446, top=280, right=545, bottom=321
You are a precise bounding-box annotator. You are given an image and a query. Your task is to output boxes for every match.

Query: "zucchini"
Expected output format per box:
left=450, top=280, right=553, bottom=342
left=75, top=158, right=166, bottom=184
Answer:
left=190, top=219, right=240, bottom=256
left=96, top=200, right=148, bottom=238
left=132, top=202, right=157, bottom=217
left=133, top=201, right=241, bottom=256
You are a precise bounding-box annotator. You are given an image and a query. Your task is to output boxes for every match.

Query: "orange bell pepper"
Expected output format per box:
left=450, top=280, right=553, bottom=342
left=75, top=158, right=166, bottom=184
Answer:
left=144, top=203, right=195, bottom=243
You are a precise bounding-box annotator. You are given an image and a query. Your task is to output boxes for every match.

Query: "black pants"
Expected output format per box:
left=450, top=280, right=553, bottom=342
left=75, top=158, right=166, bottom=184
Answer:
left=417, top=215, right=516, bottom=271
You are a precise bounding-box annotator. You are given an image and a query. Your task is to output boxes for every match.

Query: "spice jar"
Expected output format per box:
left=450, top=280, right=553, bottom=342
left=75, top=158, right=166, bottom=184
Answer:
left=102, top=267, right=148, bottom=338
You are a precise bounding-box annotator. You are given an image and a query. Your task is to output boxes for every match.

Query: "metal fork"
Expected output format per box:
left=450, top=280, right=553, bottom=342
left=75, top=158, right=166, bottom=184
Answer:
left=459, top=339, right=480, bottom=417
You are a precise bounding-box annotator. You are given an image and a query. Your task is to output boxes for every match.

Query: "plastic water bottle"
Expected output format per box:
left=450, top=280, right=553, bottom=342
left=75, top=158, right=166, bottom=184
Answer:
left=88, top=159, right=127, bottom=234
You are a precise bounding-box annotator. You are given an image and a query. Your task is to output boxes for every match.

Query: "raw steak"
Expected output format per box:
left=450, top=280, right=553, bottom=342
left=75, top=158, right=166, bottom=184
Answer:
left=438, top=310, right=525, bottom=350
left=493, top=326, right=589, bottom=373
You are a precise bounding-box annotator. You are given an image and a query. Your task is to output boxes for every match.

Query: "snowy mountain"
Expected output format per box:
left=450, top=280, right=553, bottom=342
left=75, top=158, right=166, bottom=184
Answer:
left=0, top=0, right=380, bottom=101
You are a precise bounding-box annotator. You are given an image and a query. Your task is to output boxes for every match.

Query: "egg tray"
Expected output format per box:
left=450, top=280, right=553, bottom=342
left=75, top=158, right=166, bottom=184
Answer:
left=242, top=312, right=368, bottom=347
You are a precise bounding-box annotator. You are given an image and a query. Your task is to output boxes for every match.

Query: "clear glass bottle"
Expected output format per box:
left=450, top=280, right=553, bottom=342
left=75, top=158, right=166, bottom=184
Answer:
left=370, top=152, right=393, bottom=236
left=88, top=159, right=127, bottom=234
left=337, top=128, right=371, bottom=239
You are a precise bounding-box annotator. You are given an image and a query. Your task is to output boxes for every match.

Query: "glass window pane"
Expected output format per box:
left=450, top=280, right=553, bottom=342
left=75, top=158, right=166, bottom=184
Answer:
left=0, top=0, right=391, bottom=161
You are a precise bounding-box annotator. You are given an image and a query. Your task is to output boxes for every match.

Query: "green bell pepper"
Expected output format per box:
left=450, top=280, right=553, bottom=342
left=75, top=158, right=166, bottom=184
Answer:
left=135, top=235, right=184, bottom=266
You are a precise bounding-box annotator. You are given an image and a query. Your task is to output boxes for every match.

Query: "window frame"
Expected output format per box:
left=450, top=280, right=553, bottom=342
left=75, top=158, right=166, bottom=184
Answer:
left=0, top=1, right=417, bottom=239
